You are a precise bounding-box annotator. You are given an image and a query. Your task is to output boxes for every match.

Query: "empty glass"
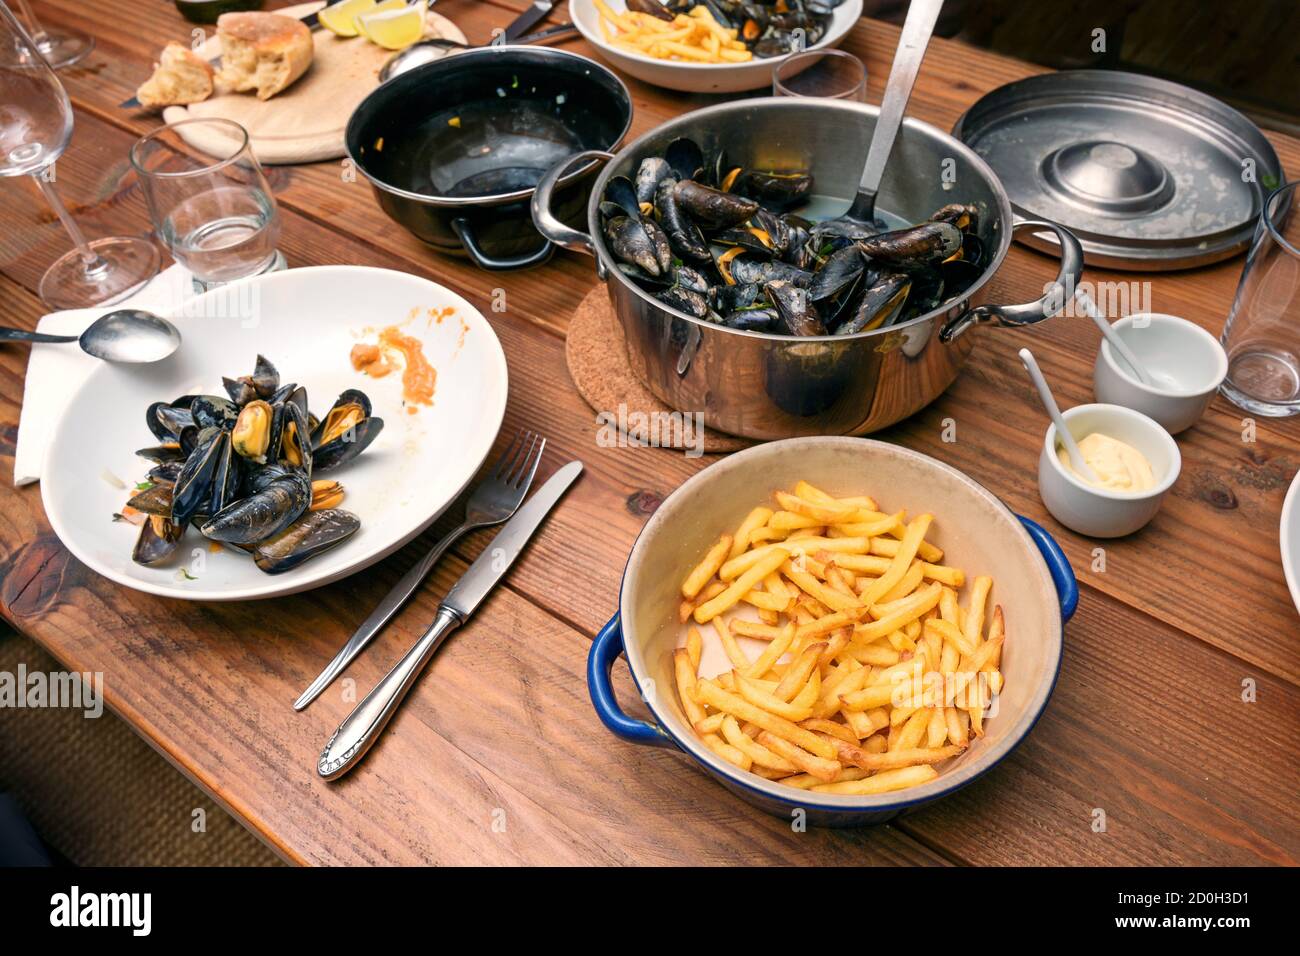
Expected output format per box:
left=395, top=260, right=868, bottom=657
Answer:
left=773, top=49, right=867, bottom=101
left=0, top=2, right=158, bottom=309
left=7, top=0, right=94, bottom=70
left=130, top=118, right=284, bottom=291
left=1220, top=180, right=1300, bottom=417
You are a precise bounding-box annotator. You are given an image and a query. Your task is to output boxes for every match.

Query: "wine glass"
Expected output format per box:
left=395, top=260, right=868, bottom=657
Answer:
left=0, top=2, right=159, bottom=310
left=7, top=0, right=93, bottom=70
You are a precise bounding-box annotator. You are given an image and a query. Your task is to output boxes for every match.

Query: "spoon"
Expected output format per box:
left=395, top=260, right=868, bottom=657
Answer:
left=0, top=309, right=182, bottom=363
left=1018, top=347, right=1099, bottom=484
left=379, top=22, right=579, bottom=83
left=819, top=0, right=944, bottom=237
left=1075, top=288, right=1154, bottom=386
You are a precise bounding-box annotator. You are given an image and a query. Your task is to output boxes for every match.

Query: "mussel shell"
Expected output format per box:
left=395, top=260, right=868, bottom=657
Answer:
left=251, top=508, right=361, bottom=575
left=657, top=286, right=710, bottom=319
left=712, top=226, right=776, bottom=259
left=709, top=282, right=764, bottom=314
left=642, top=217, right=674, bottom=275
left=126, top=480, right=174, bottom=517
left=722, top=306, right=780, bottom=333
left=940, top=257, right=983, bottom=297
left=171, top=427, right=229, bottom=526
left=223, top=376, right=259, bottom=406
left=634, top=157, right=672, bottom=204
left=929, top=202, right=979, bottom=234
left=730, top=257, right=814, bottom=288
left=147, top=461, right=183, bottom=484
left=808, top=244, right=866, bottom=302
left=604, top=175, right=642, bottom=219
left=736, top=170, right=813, bottom=209
left=836, top=273, right=912, bottom=335
left=136, top=442, right=186, bottom=464
left=273, top=400, right=314, bottom=474
left=132, top=515, right=184, bottom=567
left=251, top=354, right=279, bottom=399
left=654, top=177, right=711, bottom=263
left=766, top=279, right=827, bottom=337
left=604, top=215, right=665, bottom=278
left=673, top=265, right=711, bottom=295
left=200, top=468, right=311, bottom=545
left=665, top=137, right=705, bottom=182
left=190, top=395, right=239, bottom=430
left=857, top=222, right=962, bottom=267
left=673, top=180, right=759, bottom=230
left=312, top=417, right=384, bottom=471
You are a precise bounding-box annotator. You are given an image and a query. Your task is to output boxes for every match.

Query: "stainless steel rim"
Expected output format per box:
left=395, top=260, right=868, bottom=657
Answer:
left=586, top=97, right=1017, bottom=344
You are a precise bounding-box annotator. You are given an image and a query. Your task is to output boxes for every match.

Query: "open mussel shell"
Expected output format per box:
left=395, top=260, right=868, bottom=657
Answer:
left=200, top=465, right=311, bottom=546
left=190, top=394, right=239, bottom=430
left=634, top=157, right=672, bottom=205
left=653, top=177, right=711, bottom=264
left=311, top=390, right=384, bottom=472
left=146, top=398, right=195, bottom=442
left=147, top=460, right=183, bottom=484
left=250, top=354, right=279, bottom=399
left=126, top=480, right=173, bottom=517
left=665, top=137, right=705, bottom=182
left=252, top=508, right=361, bottom=574
left=132, top=515, right=184, bottom=567
left=604, top=175, right=643, bottom=219
left=709, top=281, right=764, bottom=314
left=836, top=273, right=912, bottom=335
left=171, top=427, right=232, bottom=527
left=735, top=170, right=814, bottom=210
left=929, top=202, right=979, bottom=234
left=136, top=442, right=186, bottom=464
left=223, top=376, right=259, bottom=406
left=673, top=180, right=759, bottom=230
left=766, top=279, right=827, bottom=336
left=808, top=244, right=866, bottom=302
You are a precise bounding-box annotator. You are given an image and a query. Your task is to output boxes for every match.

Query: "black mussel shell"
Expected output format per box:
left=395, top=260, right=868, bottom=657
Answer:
left=836, top=273, right=912, bottom=335
left=634, top=157, right=672, bottom=204
left=190, top=395, right=239, bottom=430
left=857, top=222, right=962, bottom=268
left=673, top=180, right=759, bottom=230
left=311, top=390, right=382, bottom=472
left=940, top=257, right=983, bottom=297
left=201, top=467, right=311, bottom=546
left=604, top=175, right=643, bottom=218
left=811, top=217, right=880, bottom=241
left=273, top=400, right=314, bottom=473
left=665, top=137, right=705, bottom=182
left=904, top=268, right=945, bottom=317
left=710, top=282, right=764, bottom=314
left=251, top=354, right=279, bottom=399
left=658, top=286, right=710, bottom=318
left=809, top=244, right=866, bottom=302
left=673, top=265, right=711, bottom=295
left=171, top=427, right=229, bottom=526
left=642, top=217, right=674, bottom=275
left=222, top=376, right=258, bottom=406
left=729, top=256, right=814, bottom=288
left=147, top=460, right=183, bottom=484
left=736, top=170, right=813, bottom=209
left=654, top=177, right=711, bottom=263
left=713, top=226, right=776, bottom=259
left=136, top=442, right=186, bottom=464
left=722, top=306, right=780, bottom=333
left=126, top=480, right=174, bottom=517
left=251, top=508, right=361, bottom=575
left=929, top=203, right=979, bottom=234
left=604, top=215, right=665, bottom=278
left=146, top=402, right=173, bottom=442
left=132, top=515, right=184, bottom=567
left=767, top=279, right=827, bottom=336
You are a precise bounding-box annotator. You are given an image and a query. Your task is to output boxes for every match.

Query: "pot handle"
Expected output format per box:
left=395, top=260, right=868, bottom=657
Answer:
left=587, top=612, right=676, bottom=748
left=451, top=217, right=554, bottom=271
left=531, top=149, right=615, bottom=257
left=1017, top=514, right=1078, bottom=622
left=939, top=219, right=1085, bottom=343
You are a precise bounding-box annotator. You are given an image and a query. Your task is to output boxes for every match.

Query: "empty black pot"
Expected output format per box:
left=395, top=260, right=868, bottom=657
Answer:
left=346, top=47, right=632, bottom=271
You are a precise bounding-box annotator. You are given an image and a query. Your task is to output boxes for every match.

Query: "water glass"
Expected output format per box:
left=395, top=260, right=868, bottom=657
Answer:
left=773, top=50, right=867, bottom=101
left=130, top=118, right=284, bottom=290
left=1220, top=181, right=1300, bottom=417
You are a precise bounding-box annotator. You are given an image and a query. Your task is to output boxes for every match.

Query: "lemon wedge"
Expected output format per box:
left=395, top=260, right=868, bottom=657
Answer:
left=357, top=2, right=423, bottom=49
left=319, top=0, right=376, bottom=37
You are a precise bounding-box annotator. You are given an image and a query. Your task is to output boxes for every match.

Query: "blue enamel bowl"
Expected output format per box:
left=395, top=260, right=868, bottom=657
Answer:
left=588, top=437, right=1076, bottom=826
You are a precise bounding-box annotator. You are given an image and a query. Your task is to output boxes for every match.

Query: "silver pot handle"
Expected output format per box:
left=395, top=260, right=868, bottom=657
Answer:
left=530, top=149, right=615, bottom=256
left=939, top=219, right=1085, bottom=343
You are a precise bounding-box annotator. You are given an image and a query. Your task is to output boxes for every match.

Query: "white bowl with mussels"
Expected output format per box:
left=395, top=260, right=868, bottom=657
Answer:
left=41, top=266, right=508, bottom=601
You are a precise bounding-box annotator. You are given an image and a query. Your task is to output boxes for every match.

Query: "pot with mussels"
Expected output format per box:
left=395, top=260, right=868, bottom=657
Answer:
left=532, top=97, right=1084, bottom=438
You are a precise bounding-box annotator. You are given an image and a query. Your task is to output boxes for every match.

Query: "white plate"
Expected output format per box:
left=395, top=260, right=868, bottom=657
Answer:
left=1282, top=469, right=1300, bottom=615
left=571, top=0, right=863, bottom=95
left=41, top=266, right=508, bottom=601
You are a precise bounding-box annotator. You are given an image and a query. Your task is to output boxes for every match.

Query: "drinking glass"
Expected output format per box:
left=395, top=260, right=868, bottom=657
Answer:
left=773, top=49, right=867, bottom=101
left=8, top=0, right=93, bottom=70
left=0, top=2, right=159, bottom=310
left=1220, top=180, right=1300, bottom=417
left=130, top=118, right=284, bottom=291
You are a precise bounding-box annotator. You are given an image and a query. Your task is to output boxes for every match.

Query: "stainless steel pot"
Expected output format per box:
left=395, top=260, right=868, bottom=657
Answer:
left=532, top=98, right=1085, bottom=439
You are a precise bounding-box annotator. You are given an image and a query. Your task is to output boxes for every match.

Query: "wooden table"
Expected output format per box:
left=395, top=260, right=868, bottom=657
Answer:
left=2, top=0, right=1297, bottom=867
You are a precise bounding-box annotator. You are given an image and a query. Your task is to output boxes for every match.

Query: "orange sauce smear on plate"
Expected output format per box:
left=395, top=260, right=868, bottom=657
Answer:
left=350, top=326, right=436, bottom=408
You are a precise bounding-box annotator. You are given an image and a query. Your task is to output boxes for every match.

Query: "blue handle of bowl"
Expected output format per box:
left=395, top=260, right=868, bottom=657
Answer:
left=1017, top=515, right=1078, bottom=622
left=587, top=612, right=675, bottom=748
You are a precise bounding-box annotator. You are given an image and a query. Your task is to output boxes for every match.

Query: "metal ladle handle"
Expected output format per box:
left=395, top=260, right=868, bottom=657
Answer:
left=847, top=0, right=945, bottom=220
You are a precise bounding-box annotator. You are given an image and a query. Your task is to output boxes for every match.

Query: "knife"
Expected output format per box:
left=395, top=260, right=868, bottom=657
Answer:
left=501, top=0, right=555, bottom=42
left=317, top=460, right=583, bottom=780
left=119, top=0, right=436, bottom=109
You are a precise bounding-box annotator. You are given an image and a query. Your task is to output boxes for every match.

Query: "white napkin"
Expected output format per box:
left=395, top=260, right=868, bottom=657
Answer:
left=14, top=264, right=196, bottom=486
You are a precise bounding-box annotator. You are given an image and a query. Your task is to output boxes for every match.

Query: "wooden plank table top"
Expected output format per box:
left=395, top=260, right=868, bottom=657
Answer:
left=1, top=0, right=1297, bottom=866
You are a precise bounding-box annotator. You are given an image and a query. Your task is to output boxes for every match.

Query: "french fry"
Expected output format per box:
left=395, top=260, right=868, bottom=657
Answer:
left=681, top=534, right=733, bottom=599
left=673, top=648, right=707, bottom=725
left=694, top=681, right=837, bottom=759
left=811, top=765, right=939, bottom=794
left=686, top=626, right=702, bottom=672
left=722, top=715, right=796, bottom=771
left=729, top=506, right=773, bottom=559
left=745, top=621, right=795, bottom=679
left=712, top=616, right=751, bottom=670
left=701, top=732, right=752, bottom=771
left=757, top=731, right=841, bottom=782
left=695, top=549, right=788, bottom=622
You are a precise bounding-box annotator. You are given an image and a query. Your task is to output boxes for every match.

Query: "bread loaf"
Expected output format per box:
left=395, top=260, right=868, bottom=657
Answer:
left=215, top=12, right=313, bottom=101
left=136, top=42, right=215, bottom=108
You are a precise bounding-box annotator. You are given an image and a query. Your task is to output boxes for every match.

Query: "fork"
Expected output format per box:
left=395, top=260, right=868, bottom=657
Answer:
left=293, top=429, right=546, bottom=710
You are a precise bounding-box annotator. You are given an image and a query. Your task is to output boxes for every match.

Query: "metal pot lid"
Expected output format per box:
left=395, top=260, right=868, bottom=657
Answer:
left=952, top=70, right=1285, bottom=270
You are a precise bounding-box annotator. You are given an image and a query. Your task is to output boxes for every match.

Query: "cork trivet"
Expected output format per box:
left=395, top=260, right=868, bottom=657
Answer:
left=566, top=287, right=751, bottom=454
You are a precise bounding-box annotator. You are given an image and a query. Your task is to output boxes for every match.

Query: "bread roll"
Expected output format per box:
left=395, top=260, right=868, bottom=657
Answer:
left=136, top=42, right=215, bottom=108
left=215, top=12, right=313, bottom=101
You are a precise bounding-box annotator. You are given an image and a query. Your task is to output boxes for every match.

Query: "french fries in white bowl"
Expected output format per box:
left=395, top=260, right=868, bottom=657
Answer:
left=571, top=0, right=864, bottom=95
left=587, top=437, right=1076, bottom=824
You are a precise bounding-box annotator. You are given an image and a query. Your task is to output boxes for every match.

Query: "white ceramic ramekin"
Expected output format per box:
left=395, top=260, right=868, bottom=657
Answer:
left=1038, top=404, right=1181, bottom=538
left=1093, top=313, right=1228, bottom=434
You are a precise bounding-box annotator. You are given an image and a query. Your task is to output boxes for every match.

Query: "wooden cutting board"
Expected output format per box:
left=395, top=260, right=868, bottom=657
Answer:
left=161, top=2, right=466, bottom=165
